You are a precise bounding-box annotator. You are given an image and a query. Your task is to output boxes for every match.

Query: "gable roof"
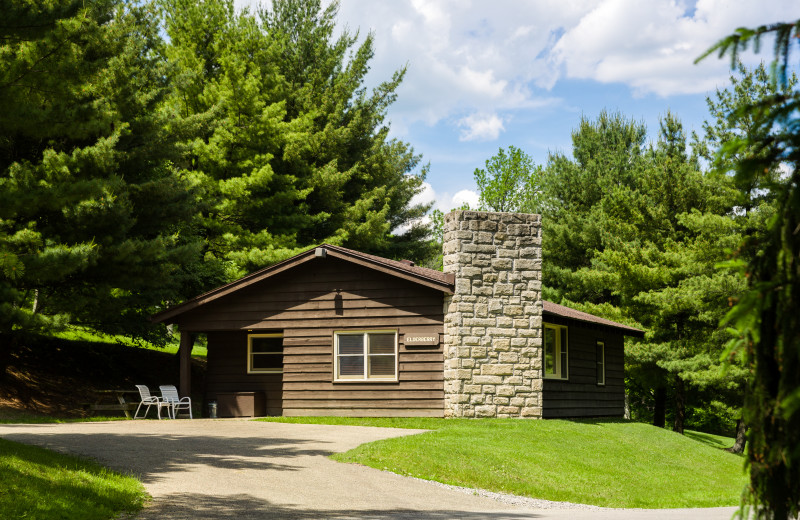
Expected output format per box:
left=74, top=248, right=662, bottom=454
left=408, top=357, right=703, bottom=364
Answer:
left=542, top=300, right=644, bottom=337
left=152, top=243, right=645, bottom=338
left=151, top=244, right=454, bottom=324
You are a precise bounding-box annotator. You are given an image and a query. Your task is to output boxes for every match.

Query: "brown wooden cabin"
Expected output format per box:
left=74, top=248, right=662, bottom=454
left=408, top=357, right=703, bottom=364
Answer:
left=152, top=243, right=642, bottom=418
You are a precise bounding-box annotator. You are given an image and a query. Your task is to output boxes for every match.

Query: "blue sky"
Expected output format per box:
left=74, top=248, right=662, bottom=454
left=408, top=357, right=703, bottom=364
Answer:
left=241, top=0, right=800, bottom=213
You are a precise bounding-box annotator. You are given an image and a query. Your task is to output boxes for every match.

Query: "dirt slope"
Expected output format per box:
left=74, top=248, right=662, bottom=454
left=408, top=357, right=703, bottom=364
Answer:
left=0, top=335, right=205, bottom=419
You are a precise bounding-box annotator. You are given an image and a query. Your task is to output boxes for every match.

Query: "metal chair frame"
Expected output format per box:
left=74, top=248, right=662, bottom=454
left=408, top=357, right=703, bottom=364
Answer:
left=159, top=385, right=193, bottom=419
left=133, top=385, right=171, bottom=419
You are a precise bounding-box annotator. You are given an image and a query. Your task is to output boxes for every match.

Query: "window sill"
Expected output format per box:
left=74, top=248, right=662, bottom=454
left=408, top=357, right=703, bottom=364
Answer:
left=247, top=370, right=283, bottom=374
left=333, top=378, right=399, bottom=384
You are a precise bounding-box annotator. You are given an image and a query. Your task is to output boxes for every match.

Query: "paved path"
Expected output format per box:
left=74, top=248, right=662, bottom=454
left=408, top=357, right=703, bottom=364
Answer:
left=1, top=419, right=738, bottom=519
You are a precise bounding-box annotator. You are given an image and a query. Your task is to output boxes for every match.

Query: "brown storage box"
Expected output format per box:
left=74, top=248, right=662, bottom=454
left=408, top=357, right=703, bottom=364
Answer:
left=216, top=392, right=266, bottom=418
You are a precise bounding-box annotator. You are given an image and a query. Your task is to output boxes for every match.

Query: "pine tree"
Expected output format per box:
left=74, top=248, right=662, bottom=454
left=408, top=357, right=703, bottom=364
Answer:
left=540, top=111, right=745, bottom=432
left=0, top=0, right=201, bottom=354
left=163, top=0, right=434, bottom=279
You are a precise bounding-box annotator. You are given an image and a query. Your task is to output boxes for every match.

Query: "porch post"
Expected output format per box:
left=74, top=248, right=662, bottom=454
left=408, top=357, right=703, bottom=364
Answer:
left=179, top=331, right=194, bottom=397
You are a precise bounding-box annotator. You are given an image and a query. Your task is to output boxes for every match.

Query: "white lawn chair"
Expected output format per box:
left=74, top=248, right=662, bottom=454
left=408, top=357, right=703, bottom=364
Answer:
left=159, top=385, right=193, bottom=419
left=134, top=385, right=171, bottom=419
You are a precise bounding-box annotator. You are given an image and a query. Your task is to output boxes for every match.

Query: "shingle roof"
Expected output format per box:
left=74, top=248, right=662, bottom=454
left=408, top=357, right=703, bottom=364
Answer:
left=152, top=243, right=645, bottom=338
left=542, top=300, right=644, bottom=337
left=324, top=245, right=453, bottom=285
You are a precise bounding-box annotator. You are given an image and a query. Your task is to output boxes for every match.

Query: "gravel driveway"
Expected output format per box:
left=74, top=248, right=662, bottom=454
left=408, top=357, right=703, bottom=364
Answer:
left=0, top=419, right=738, bottom=519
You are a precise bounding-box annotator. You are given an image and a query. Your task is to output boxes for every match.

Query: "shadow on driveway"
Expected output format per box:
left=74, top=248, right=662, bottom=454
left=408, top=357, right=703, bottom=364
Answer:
left=2, top=429, right=332, bottom=479
left=137, top=492, right=541, bottom=520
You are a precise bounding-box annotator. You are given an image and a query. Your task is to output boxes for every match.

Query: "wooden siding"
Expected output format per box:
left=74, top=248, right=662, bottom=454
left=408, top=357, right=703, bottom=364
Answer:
left=542, top=318, right=625, bottom=418
left=205, top=331, right=283, bottom=415
left=179, top=258, right=445, bottom=417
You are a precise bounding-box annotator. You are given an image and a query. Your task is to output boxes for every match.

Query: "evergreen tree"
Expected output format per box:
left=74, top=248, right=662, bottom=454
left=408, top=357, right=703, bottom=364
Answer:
left=690, top=62, right=794, bottom=450
left=163, top=0, right=434, bottom=279
left=541, top=111, right=744, bottom=432
left=0, top=0, right=201, bottom=353
left=699, top=19, right=800, bottom=519
left=692, top=62, right=796, bottom=213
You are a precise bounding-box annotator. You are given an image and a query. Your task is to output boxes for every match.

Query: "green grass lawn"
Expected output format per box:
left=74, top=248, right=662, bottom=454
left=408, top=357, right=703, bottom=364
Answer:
left=259, top=417, right=747, bottom=508
left=0, top=438, right=147, bottom=520
left=53, top=326, right=208, bottom=358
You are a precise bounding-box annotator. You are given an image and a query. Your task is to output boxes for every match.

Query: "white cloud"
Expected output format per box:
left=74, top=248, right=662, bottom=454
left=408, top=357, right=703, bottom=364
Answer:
left=238, top=0, right=800, bottom=137
left=458, top=113, right=506, bottom=142
left=450, top=189, right=480, bottom=209
left=410, top=181, right=436, bottom=207
left=396, top=183, right=479, bottom=234
left=410, top=182, right=479, bottom=212
left=549, top=0, right=800, bottom=97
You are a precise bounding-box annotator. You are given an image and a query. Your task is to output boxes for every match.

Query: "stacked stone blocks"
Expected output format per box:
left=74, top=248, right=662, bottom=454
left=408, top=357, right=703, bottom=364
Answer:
left=442, top=211, right=543, bottom=418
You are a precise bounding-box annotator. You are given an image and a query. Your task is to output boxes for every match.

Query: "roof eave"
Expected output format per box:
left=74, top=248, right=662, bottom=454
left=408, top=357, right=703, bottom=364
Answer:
left=542, top=310, right=645, bottom=338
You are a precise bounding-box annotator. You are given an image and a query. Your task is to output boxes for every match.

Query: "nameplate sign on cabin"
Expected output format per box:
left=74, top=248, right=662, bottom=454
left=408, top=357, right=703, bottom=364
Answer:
left=404, top=331, right=440, bottom=346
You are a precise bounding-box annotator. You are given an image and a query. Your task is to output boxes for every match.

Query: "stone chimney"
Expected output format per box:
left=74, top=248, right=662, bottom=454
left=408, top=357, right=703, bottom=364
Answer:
left=442, top=211, right=543, bottom=418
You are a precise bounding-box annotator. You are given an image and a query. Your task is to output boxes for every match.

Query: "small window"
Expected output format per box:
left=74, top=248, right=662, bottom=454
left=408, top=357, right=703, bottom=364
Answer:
left=247, top=334, right=283, bottom=374
left=596, top=340, right=605, bottom=385
left=544, top=323, right=568, bottom=380
left=334, top=330, right=397, bottom=381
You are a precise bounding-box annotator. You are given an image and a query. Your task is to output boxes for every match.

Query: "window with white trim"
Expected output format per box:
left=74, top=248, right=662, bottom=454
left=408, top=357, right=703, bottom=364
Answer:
left=334, top=330, right=398, bottom=381
left=543, top=323, right=568, bottom=380
left=596, top=340, right=605, bottom=385
left=247, top=334, right=283, bottom=374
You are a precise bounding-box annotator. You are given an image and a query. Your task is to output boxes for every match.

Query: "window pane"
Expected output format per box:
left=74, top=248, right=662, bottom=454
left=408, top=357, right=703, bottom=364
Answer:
left=251, top=337, right=282, bottom=353
left=252, top=353, right=282, bottom=370
left=544, top=327, right=556, bottom=374
left=369, top=355, right=395, bottom=377
left=560, top=328, right=568, bottom=379
left=338, top=334, right=364, bottom=355
left=338, top=356, right=364, bottom=378
left=368, top=333, right=395, bottom=354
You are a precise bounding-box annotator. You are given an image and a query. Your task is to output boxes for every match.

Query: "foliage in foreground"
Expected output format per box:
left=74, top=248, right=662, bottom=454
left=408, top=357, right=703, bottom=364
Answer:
left=260, top=417, right=746, bottom=508
left=0, top=438, right=147, bottom=520
left=699, top=19, right=800, bottom=519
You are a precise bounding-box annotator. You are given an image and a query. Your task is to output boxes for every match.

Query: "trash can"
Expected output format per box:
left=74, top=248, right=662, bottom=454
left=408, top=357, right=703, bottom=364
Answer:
left=207, top=401, right=217, bottom=419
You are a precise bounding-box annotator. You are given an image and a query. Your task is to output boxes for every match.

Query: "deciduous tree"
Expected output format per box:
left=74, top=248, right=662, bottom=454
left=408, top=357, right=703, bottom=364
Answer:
left=473, top=145, right=542, bottom=213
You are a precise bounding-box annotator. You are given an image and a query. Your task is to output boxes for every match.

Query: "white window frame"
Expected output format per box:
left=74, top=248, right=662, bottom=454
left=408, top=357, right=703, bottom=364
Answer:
left=543, top=323, right=568, bottom=380
left=247, top=333, right=283, bottom=374
left=334, top=330, right=398, bottom=382
left=596, top=340, right=606, bottom=386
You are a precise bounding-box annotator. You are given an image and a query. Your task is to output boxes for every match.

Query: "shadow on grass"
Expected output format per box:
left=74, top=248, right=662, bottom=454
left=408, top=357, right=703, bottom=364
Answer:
left=136, top=492, right=539, bottom=520
left=684, top=430, right=735, bottom=451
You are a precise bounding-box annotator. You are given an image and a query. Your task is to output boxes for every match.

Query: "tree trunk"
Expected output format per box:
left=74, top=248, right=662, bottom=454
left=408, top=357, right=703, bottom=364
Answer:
left=726, top=418, right=747, bottom=454
left=624, top=392, right=631, bottom=420
left=673, top=376, right=686, bottom=434
left=653, top=386, right=667, bottom=428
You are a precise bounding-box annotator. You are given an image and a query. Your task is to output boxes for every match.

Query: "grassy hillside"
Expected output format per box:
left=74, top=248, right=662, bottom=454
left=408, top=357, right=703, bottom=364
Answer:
left=261, top=416, right=747, bottom=508
left=0, top=333, right=205, bottom=420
